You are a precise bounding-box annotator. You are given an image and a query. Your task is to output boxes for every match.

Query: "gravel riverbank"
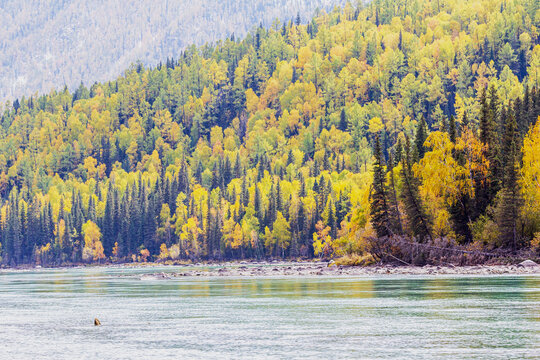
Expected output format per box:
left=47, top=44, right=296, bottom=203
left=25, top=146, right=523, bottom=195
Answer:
left=138, top=261, right=540, bottom=279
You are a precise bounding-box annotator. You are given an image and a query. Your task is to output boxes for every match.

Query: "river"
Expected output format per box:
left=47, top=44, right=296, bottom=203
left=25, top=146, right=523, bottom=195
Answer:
left=0, top=266, right=539, bottom=359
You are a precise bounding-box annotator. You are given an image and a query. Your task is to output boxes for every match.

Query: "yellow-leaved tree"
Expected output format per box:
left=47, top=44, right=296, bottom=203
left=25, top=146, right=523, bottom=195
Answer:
left=82, top=220, right=105, bottom=262
left=415, top=131, right=473, bottom=237
left=177, top=217, right=202, bottom=258
left=521, top=118, right=540, bottom=240
left=264, top=212, right=290, bottom=257
left=221, top=217, right=240, bottom=249
left=313, top=220, right=332, bottom=259
left=158, top=243, right=170, bottom=260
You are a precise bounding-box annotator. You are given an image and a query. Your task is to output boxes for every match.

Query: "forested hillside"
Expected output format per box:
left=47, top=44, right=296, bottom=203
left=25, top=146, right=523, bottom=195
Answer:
left=0, top=0, right=539, bottom=266
left=0, top=0, right=346, bottom=101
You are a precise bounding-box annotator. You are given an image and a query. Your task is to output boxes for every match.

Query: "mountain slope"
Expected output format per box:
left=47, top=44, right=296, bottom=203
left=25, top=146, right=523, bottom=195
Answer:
left=0, top=0, right=346, bottom=101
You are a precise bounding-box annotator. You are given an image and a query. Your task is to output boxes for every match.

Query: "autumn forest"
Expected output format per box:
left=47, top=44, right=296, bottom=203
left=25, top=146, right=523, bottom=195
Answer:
left=1, top=0, right=540, bottom=266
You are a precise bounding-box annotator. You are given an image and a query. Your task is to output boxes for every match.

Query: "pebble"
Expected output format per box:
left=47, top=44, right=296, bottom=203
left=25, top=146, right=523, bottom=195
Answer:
left=519, top=260, right=539, bottom=267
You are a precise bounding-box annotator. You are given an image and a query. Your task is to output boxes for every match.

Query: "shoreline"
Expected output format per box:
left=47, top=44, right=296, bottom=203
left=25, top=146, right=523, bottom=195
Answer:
left=5, top=261, right=540, bottom=277
left=154, top=262, right=540, bottom=277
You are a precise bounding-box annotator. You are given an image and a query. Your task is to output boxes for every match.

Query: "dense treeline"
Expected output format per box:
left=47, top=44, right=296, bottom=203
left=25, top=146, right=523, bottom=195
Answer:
left=370, top=87, right=540, bottom=249
left=0, top=0, right=539, bottom=266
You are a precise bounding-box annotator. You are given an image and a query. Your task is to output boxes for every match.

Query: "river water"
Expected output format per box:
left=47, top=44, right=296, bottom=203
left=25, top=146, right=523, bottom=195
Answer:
left=0, top=266, right=539, bottom=359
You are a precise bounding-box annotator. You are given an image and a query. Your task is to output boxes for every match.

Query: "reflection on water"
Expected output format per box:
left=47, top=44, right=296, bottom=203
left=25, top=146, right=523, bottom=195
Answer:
left=0, top=267, right=539, bottom=359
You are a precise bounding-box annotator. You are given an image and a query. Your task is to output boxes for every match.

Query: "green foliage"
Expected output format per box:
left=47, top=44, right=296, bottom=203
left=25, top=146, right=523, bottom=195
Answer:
left=400, top=137, right=432, bottom=242
left=369, top=135, right=394, bottom=238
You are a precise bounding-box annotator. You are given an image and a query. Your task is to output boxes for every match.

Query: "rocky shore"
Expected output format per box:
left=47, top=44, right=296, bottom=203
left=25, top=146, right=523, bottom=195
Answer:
left=138, top=260, right=540, bottom=279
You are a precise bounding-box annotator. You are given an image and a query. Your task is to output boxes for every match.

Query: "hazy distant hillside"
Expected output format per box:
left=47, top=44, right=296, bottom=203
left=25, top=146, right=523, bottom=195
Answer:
left=0, top=0, right=346, bottom=101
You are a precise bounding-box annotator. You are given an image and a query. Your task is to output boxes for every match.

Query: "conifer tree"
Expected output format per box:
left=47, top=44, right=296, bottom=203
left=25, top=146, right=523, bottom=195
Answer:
left=400, top=137, right=432, bottom=241
left=415, top=116, right=428, bottom=160
left=339, top=109, right=348, bottom=131
left=476, top=87, right=501, bottom=215
left=497, top=113, right=522, bottom=250
left=254, top=185, right=263, bottom=227
left=387, top=153, right=403, bottom=235
left=103, top=184, right=115, bottom=256
left=449, top=115, right=457, bottom=143
left=449, top=125, right=473, bottom=243
left=369, top=135, right=393, bottom=238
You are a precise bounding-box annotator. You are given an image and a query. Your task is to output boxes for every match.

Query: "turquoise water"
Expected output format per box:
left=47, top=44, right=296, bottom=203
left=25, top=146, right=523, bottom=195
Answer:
left=0, top=266, right=539, bottom=359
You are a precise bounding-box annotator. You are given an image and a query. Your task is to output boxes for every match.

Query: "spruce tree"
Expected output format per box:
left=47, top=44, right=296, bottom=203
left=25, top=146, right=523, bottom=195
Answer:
left=103, top=184, right=115, bottom=256
left=234, top=153, right=242, bottom=179
left=449, top=115, right=457, bottom=143
left=488, top=85, right=502, bottom=195
left=327, top=200, right=337, bottom=240
left=254, top=184, right=263, bottom=227
left=400, top=137, right=432, bottom=241
left=387, top=153, right=403, bottom=235
left=415, top=116, right=428, bottom=159
left=88, top=196, right=96, bottom=222
left=369, top=135, right=393, bottom=238
left=476, top=86, right=501, bottom=215
left=479, top=88, right=491, bottom=144
left=497, top=113, right=522, bottom=250
left=339, top=109, right=348, bottom=131
left=449, top=122, right=473, bottom=243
